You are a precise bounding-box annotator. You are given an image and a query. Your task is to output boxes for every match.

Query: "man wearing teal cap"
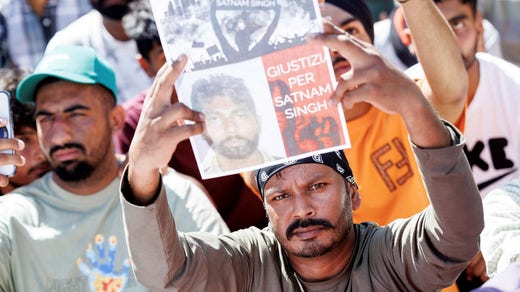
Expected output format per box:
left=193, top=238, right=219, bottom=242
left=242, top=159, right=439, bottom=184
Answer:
left=0, top=45, right=229, bottom=291
left=17, top=45, right=118, bottom=103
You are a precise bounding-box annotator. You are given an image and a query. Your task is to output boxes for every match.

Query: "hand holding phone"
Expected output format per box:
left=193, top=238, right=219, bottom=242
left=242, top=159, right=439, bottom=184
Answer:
left=0, top=90, right=17, bottom=177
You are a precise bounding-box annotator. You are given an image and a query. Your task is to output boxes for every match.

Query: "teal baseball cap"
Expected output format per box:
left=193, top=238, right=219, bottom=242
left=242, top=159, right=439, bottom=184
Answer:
left=16, top=45, right=117, bottom=103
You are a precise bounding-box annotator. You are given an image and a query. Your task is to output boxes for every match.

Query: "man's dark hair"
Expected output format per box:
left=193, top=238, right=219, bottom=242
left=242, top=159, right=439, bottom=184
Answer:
left=434, top=0, right=478, bottom=14
left=190, top=74, right=256, bottom=113
left=0, top=68, right=36, bottom=133
left=122, top=0, right=161, bottom=60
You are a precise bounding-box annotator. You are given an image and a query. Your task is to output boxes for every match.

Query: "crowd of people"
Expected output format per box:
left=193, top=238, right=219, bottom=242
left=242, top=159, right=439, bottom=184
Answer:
left=0, top=0, right=518, bottom=291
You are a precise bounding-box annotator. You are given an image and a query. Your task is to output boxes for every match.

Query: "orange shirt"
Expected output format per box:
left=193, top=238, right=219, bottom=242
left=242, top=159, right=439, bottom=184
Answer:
left=345, top=106, right=430, bottom=225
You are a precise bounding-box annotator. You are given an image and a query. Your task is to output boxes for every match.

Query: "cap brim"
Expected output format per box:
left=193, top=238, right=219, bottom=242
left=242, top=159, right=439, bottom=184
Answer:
left=17, top=71, right=97, bottom=103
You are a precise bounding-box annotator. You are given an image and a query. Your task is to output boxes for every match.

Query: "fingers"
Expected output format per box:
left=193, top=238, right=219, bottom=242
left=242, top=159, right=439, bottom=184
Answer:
left=307, top=32, right=384, bottom=109
left=0, top=139, right=26, bottom=186
left=129, top=101, right=204, bottom=171
left=465, top=251, right=489, bottom=282
left=0, top=153, right=25, bottom=166
left=330, top=64, right=374, bottom=108
left=321, top=18, right=346, bottom=35
left=0, top=138, right=24, bottom=152
left=146, top=55, right=188, bottom=110
left=166, top=120, right=204, bottom=146
left=164, top=102, right=205, bottom=124
left=147, top=102, right=205, bottom=137
left=307, top=32, right=370, bottom=63
left=0, top=175, right=8, bottom=187
left=335, top=83, right=367, bottom=109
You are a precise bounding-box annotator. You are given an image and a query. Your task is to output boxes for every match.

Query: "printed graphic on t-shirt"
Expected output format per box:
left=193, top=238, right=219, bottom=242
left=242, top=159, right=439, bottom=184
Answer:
left=76, top=234, right=130, bottom=292
left=371, top=137, right=414, bottom=192
left=464, top=137, right=517, bottom=191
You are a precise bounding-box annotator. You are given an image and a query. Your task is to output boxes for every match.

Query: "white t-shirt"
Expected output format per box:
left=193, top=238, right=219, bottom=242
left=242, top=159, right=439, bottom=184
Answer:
left=405, top=53, right=520, bottom=197
left=46, top=10, right=152, bottom=104
left=465, top=53, right=520, bottom=196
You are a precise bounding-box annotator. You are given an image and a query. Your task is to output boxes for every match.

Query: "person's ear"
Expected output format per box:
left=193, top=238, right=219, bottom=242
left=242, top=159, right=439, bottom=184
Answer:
left=137, top=54, right=155, bottom=78
left=393, top=8, right=410, bottom=45
left=350, top=184, right=361, bottom=211
left=474, top=11, right=485, bottom=52
left=475, top=11, right=484, bottom=38
left=110, top=105, right=125, bottom=132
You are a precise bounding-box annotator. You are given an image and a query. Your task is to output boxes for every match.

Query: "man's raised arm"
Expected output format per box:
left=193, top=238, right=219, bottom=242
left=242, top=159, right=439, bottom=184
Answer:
left=125, top=56, right=205, bottom=205
left=401, top=0, right=468, bottom=124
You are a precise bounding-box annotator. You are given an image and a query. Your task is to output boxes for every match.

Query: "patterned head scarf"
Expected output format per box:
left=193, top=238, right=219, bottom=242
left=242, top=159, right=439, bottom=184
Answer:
left=255, top=150, right=356, bottom=199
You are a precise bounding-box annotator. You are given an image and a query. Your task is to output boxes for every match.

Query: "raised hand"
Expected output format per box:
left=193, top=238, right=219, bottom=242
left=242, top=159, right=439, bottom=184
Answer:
left=0, top=119, right=25, bottom=187
left=306, top=32, right=450, bottom=148
left=308, top=32, right=424, bottom=116
left=127, top=56, right=205, bottom=204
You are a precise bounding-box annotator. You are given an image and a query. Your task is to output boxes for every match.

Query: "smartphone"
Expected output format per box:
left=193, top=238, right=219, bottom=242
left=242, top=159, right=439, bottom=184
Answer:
left=0, top=90, right=16, bottom=177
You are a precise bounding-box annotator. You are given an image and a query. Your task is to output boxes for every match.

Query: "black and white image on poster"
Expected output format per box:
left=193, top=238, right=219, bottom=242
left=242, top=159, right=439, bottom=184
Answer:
left=150, top=0, right=323, bottom=71
left=178, top=59, right=286, bottom=179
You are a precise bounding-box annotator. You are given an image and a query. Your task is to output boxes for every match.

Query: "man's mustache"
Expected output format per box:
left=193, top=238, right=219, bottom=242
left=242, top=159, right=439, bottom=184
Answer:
left=286, top=218, right=333, bottom=240
left=49, top=143, right=86, bottom=157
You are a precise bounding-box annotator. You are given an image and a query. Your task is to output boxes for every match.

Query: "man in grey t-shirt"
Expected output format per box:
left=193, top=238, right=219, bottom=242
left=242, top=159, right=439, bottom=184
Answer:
left=120, top=26, right=484, bottom=291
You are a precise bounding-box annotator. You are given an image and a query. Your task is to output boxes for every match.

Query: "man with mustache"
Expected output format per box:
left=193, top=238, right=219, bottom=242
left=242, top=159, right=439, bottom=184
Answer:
left=46, top=0, right=152, bottom=104
left=0, top=45, right=228, bottom=291
left=119, top=30, right=483, bottom=290
left=191, top=74, right=277, bottom=176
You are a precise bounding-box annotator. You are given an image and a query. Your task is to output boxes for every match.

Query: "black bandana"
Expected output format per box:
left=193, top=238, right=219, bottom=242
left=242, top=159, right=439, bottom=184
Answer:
left=255, top=150, right=356, bottom=199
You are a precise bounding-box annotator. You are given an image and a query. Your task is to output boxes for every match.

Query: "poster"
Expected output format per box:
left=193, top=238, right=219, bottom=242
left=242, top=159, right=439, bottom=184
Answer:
left=151, top=0, right=351, bottom=179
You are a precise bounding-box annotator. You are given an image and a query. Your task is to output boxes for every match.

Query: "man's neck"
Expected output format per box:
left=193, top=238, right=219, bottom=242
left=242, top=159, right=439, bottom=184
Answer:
left=289, top=225, right=356, bottom=282
left=102, top=17, right=129, bottom=41
left=467, top=59, right=481, bottom=105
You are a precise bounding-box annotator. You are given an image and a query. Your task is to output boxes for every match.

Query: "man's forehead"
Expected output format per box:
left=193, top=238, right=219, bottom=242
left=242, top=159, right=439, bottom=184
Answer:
left=266, top=163, right=335, bottom=184
left=435, top=0, right=473, bottom=15
left=34, top=82, right=97, bottom=109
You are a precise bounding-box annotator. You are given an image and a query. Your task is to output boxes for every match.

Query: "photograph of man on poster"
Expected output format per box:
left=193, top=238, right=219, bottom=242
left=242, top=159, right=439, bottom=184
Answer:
left=190, top=73, right=280, bottom=176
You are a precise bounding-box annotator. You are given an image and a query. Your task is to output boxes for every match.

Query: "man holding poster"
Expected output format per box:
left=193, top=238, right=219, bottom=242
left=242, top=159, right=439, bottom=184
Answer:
left=119, top=30, right=483, bottom=291
left=149, top=0, right=351, bottom=179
